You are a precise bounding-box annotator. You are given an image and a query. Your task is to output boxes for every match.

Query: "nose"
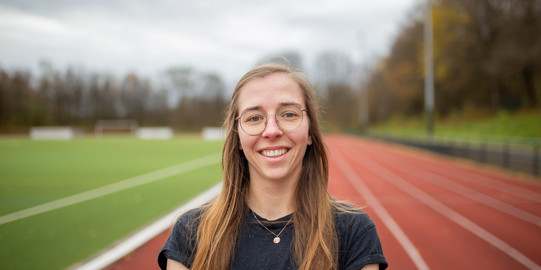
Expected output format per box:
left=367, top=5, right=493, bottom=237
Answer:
left=261, top=115, right=283, bottom=138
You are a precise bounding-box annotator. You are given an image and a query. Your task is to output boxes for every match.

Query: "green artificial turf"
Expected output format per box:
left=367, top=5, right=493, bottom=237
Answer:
left=0, top=136, right=222, bottom=269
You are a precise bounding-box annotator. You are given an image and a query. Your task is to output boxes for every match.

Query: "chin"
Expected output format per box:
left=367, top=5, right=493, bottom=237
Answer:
left=263, top=168, right=297, bottom=182
left=264, top=173, right=289, bottom=181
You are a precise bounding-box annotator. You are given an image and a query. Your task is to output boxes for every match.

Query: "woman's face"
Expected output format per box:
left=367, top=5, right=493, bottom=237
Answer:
left=237, top=73, right=312, bottom=183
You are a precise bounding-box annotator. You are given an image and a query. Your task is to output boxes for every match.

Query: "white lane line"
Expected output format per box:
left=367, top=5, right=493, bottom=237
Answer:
left=379, top=145, right=541, bottom=203
left=73, top=182, right=222, bottom=270
left=348, top=151, right=541, bottom=270
left=445, top=169, right=541, bottom=204
left=371, top=151, right=541, bottom=227
left=332, top=149, right=430, bottom=270
left=0, top=153, right=221, bottom=225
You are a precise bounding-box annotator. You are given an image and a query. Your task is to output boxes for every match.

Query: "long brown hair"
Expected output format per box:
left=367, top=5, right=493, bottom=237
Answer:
left=191, top=63, right=338, bottom=269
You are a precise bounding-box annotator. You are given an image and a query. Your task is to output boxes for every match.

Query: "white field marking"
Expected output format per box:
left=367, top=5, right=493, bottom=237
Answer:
left=370, top=151, right=541, bottom=227
left=0, top=153, right=221, bottom=225
left=348, top=151, right=541, bottom=270
left=73, top=182, right=222, bottom=270
left=332, top=149, right=430, bottom=270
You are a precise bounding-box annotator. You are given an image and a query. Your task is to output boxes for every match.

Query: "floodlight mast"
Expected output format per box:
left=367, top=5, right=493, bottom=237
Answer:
left=424, top=1, right=435, bottom=136
left=357, top=30, right=369, bottom=131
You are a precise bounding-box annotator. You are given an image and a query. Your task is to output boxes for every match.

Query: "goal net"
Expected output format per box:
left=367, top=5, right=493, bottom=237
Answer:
left=95, top=120, right=138, bottom=136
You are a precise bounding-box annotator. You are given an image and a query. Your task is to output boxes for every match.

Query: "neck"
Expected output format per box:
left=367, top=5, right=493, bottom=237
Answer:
left=246, top=178, right=297, bottom=221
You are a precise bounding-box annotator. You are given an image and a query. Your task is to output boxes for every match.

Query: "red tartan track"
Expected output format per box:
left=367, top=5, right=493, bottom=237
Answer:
left=105, top=134, right=541, bottom=270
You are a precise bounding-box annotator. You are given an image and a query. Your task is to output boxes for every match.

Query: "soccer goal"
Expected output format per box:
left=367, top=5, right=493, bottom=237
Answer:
left=95, top=120, right=138, bottom=136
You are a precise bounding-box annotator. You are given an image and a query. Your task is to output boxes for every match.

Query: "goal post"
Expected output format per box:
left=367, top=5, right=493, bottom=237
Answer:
left=95, top=120, right=138, bottom=136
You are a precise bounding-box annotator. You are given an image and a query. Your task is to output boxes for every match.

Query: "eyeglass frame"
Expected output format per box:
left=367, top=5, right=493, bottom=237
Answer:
left=235, top=105, right=307, bottom=135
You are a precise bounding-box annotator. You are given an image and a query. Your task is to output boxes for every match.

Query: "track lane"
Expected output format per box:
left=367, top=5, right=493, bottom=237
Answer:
left=327, top=137, right=527, bottom=269
left=328, top=157, right=418, bottom=270
left=327, top=134, right=541, bottom=269
left=353, top=139, right=541, bottom=223
left=356, top=146, right=541, bottom=266
left=329, top=150, right=427, bottom=269
left=358, top=139, right=541, bottom=203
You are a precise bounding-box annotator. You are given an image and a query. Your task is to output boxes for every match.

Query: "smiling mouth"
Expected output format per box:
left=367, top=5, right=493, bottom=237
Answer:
left=260, top=148, right=289, bottom=158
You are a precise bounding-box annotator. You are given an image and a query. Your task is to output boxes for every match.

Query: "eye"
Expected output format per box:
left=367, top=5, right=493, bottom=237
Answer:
left=242, top=111, right=265, bottom=124
left=248, top=115, right=263, bottom=122
left=280, top=110, right=300, bottom=120
left=284, top=112, right=297, bottom=118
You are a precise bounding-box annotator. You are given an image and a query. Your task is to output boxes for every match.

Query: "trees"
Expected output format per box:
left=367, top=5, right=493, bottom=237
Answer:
left=313, top=51, right=358, bottom=128
left=0, top=65, right=193, bottom=132
left=0, top=70, right=40, bottom=130
left=0, top=61, right=229, bottom=133
left=165, top=67, right=228, bottom=130
left=362, top=0, right=541, bottom=124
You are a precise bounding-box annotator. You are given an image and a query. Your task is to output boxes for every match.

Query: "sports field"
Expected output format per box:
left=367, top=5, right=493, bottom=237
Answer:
left=0, top=136, right=223, bottom=269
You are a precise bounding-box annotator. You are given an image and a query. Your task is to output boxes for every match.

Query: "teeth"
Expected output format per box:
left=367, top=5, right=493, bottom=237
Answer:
left=262, top=149, right=287, bottom=157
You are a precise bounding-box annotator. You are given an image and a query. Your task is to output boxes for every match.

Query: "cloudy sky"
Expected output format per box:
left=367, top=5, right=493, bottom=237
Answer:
left=0, top=0, right=421, bottom=86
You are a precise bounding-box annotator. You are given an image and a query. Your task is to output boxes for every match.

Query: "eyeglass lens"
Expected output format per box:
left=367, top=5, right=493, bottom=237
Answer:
left=239, top=105, right=304, bottom=135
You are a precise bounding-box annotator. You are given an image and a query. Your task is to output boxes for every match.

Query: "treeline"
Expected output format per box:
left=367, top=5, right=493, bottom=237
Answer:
left=364, top=0, right=541, bottom=123
left=0, top=64, right=228, bottom=132
left=2, top=0, right=539, bottom=133
left=0, top=51, right=364, bottom=133
left=0, top=53, right=358, bottom=133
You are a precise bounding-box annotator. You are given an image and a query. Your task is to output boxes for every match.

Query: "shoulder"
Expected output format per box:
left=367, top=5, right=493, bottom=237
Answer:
left=158, top=207, right=206, bottom=269
left=333, top=202, right=375, bottom=234
left=333, top=202, right=380, bottom=249
left=177, top=207, right=205, bottom=223
left=172, top=207, right=206, bottom=232
left=332, top=202, right=388, bottom=269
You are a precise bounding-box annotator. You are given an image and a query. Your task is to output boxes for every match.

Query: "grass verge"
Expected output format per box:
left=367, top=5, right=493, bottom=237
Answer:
left=367, top=108, right=541, bottom=144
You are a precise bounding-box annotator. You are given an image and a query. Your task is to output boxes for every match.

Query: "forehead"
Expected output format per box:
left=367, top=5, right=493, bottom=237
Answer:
left=237, top=73, right=305, bottom=112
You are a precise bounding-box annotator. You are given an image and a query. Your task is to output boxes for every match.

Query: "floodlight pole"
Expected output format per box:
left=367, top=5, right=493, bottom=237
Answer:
left=357, top=31, right=369, bottom=131
left=424, top=2, right=435, bottom=136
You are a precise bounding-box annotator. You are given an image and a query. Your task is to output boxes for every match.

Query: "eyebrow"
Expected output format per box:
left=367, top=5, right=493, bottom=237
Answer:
left=240, top=102, right=303, bottom=114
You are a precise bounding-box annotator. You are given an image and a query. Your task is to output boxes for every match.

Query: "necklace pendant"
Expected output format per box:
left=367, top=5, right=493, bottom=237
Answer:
left=273, top=237, right=281, bottom=244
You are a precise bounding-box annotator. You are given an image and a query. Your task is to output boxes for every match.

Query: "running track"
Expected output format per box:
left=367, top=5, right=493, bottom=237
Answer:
left=104, top=134, right=541, bottom=270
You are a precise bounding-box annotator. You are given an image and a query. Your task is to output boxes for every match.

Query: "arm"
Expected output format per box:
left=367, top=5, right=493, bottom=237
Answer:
left=361, top=264, right=379, bottom=270
left=167, top=259, right=189, bottom=270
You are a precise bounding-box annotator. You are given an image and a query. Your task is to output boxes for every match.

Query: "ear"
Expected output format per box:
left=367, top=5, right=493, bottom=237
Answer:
left=239, top=144, right=243, bottom=150
left=307, top=134, right=312, bottom=145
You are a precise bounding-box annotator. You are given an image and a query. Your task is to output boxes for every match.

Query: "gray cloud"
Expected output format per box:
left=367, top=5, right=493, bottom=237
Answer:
left=0, top=0, right=420, bottom=86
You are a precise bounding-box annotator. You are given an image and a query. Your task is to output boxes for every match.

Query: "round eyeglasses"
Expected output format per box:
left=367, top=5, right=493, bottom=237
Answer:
left=236, top=105, right=306, bottom=135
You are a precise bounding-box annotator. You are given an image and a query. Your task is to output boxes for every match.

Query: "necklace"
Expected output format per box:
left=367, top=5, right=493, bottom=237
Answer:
left=252, top=211, right=292, bottom=244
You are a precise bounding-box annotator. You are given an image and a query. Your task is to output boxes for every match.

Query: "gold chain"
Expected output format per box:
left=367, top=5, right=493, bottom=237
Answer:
left=252, top=211, right=292, bottom=244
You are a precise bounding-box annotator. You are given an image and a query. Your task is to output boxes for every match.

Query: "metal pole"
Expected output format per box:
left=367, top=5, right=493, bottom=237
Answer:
left=357, top=31, right=369, bottom=131
left=424, top=3, right=435, bottom=136
left=360, top=87, right=369, bottom=131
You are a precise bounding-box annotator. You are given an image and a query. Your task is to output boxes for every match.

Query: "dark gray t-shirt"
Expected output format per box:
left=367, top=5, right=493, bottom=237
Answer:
left=158, top=206, right=388, bottom=270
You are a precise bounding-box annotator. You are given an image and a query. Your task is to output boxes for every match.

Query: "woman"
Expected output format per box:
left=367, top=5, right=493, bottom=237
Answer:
left=158, top=63, right=388, bottom=270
